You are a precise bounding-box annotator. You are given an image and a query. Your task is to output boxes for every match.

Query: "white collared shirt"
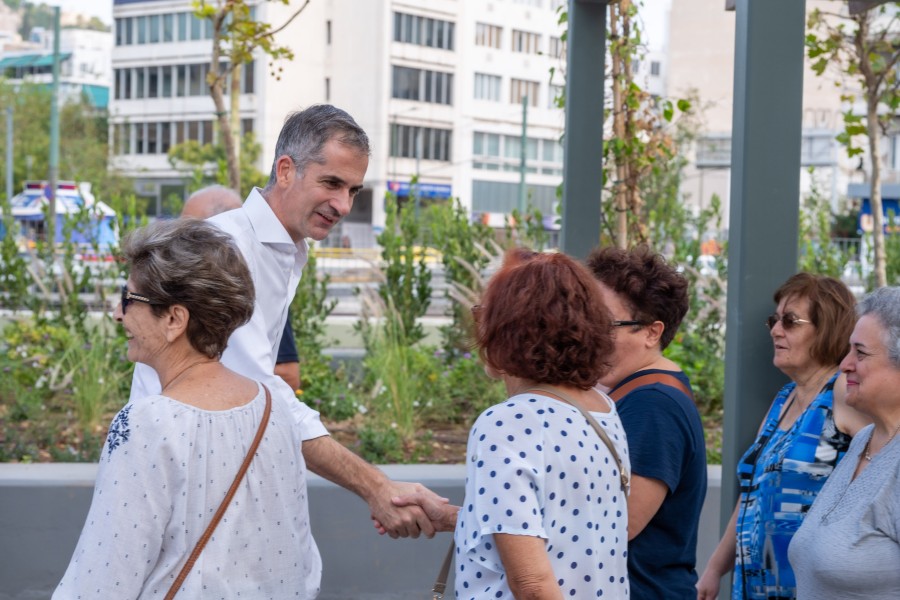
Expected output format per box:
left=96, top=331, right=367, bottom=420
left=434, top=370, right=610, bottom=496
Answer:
left=129, top=188, right=328, bottom=440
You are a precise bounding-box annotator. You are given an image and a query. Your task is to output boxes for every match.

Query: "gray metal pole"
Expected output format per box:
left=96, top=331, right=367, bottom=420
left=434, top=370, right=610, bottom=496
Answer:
left=48, top=6, right=61, bottom=242
left=519, top=95, right=528, bottom=214
left=720, top=0, right=806, bottom=592
left=560, top=0, right=607, bottom=260
left=5, top=107, right=12, bottom=202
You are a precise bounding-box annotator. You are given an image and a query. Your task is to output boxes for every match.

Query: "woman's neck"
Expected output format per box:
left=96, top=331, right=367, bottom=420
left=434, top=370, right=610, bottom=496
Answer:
left=789, top=364, right=834, bottom=408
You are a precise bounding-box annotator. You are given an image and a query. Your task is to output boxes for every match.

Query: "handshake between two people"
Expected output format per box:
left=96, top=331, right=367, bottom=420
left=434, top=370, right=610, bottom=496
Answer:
left=371, top=486, right=461, bottom=538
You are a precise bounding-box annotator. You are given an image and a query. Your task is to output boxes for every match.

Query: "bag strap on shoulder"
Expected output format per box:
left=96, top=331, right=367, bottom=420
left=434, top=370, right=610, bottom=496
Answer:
left=608, top=371, right=693, bottom=403
left=165, top=384, right=272, bottom=600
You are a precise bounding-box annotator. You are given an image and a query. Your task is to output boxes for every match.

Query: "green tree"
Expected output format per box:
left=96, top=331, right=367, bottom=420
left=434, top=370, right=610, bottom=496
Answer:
left=554, top=0, right=690, bottom=249
left=193, top=0, right=311, bottom=193
left=167, top=132, right=268, bottom=199
left=807, top=4, right=900, bottom=287
left=0, top=80, right=131, bottom=202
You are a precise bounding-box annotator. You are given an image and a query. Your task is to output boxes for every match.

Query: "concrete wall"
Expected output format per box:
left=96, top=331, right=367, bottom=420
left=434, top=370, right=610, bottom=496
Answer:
left=0, top=464, right=723, bottom=600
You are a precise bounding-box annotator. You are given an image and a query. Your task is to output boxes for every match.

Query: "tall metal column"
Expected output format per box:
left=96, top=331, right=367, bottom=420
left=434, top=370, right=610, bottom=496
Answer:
left=720, top=0, right=806, bottom=584
left=48, top=6, right=61, bottom=241
left=560, top=0, right=607, bottom=260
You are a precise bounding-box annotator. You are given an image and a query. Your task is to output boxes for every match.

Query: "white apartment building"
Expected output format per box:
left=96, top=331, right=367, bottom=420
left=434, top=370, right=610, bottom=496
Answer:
left=110, top=0, right=569, bottom=246
left=665, top=0, right=900, bottom=226
left=0, top=27, right=112, bottom=108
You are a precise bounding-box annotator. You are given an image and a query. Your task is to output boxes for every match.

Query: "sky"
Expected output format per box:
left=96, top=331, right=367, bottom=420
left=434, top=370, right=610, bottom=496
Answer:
left=37, top=0, right=113, bottom=25
left=640, top=0, right=673, bottom=51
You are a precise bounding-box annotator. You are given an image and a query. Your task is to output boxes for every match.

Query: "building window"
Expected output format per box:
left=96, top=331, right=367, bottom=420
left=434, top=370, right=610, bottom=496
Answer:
left=510, top=79, right=539, bottom=107
left=147, top=66, right=159, bottom=98
left=161, top=65, right=172, bottom=97
left=393, top=12, right=455, bottom=51
left=115, top=18, right=125, bottom=46
left=326, top=20, right=331, bottom=45
left=149, top=14, right=160, bottom=44
left=136, top=15, right=147, bottom=44
left=549, top=36, right=566, bottom=59
left=650, top=61, right=661, bottom=76
left=135, top=67, right=146, bottom=99
left=473, top=132, right=563, bottom=175
left=511, top=29, right=541, bottom=54
left=325, top=77, right=330, bottom=101
left=177, top=12, right=188, bottom=41
left=474, top=73, right=501, bottom=102
left=163, top=13, right=174, bottom=42
left=390, top=124, right=452, bottom=161
left=391, top=66, right=453, bottom=105
left=190, top=14, right=203, bottom=40
left=160, top=122, right=171, bottom=153
left=242, top=61, right=254, bottom=94
left=475, top=23, right=501, bottom=49
left=146, top=122, right=158, bottom=154
left=189, top=63, right=203, bottom=96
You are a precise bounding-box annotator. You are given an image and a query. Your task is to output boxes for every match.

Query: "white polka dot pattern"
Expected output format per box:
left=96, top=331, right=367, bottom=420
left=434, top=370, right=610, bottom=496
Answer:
left=455, top=392, right=630, bottom=599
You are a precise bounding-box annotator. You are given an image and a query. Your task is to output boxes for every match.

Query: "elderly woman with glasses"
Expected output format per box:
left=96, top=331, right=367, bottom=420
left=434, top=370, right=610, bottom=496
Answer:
left=55, top=219, right=321, bottom=599
left=787, top=286, right=900, bottom=599
left=698, top=272, right=869, bottom=600
left=586, top=245, right=707, bottom=599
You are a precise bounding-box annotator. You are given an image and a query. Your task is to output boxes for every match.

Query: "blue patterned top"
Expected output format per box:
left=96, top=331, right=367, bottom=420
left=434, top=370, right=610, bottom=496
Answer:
left=733, top=372, right=851, bottom=599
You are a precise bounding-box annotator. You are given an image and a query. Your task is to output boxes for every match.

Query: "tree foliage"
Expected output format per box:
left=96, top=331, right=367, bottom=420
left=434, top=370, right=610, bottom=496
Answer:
left=807, top=3, right=900, bottom=287
left=193, top=0, right=311, bottom=193
left=167, top=132, right=268, bottom=199
left=0, top=80, right=132, bottom=203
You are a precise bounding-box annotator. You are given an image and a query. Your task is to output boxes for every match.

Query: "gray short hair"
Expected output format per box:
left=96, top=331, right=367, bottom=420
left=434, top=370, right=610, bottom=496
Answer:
left=122, top=219, right=255, bottom=358
left=857, top=286, right=900, bottom=367
left=264, top=104, right=370, bottom=188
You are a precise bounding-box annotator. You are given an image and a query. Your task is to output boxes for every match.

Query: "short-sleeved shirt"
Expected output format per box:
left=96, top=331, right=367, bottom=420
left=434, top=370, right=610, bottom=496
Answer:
left=610, top=370, right=707, bottom=599
left=54, top=383, right=321, bottom=599
left=734, top=372, right=850, bottom=599
left=788, top=424, right=900, bottom=599
left=455, top=391, right=630, bottom=599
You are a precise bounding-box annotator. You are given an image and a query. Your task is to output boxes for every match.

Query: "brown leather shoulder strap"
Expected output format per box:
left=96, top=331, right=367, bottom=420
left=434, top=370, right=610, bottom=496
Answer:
left=608, top=372, right=693, bottom=403
left=165, top=384, right=272, bottom=600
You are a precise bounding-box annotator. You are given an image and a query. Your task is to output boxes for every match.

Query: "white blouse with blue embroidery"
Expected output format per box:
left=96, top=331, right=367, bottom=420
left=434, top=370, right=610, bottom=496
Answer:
left=455, top=391, right=631, bottom=599
left=54, top=383, right=321, bottom=599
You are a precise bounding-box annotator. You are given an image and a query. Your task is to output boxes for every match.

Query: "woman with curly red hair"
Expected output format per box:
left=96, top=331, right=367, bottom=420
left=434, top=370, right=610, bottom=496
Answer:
left=389, top=248, right=631, bottom=599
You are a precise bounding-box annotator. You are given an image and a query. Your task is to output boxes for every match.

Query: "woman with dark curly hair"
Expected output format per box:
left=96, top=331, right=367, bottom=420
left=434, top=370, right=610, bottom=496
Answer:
left=389, top=248, right=630, bottom=599
left=586, top=244, right=707, bottom=600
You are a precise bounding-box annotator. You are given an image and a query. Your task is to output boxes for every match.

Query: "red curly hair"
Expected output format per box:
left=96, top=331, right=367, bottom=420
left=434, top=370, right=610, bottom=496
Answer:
left=477, top=248, right=614, bottom=389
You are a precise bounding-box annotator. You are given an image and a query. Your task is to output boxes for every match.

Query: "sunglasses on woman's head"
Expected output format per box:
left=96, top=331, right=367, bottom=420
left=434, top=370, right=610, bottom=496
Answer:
left=121, top=285, right=154, bottom=314
left=765, top=313, right=811, bottom=331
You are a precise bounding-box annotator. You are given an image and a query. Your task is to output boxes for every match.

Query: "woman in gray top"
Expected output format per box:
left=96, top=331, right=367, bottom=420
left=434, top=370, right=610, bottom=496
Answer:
left=788, top=286, right=900, bottom=599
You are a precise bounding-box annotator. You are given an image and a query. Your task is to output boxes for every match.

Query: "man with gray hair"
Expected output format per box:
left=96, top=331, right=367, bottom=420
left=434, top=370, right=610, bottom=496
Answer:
left=129, top=106, right=444, bottom=593
left=181, top=185, right=301, bottom=391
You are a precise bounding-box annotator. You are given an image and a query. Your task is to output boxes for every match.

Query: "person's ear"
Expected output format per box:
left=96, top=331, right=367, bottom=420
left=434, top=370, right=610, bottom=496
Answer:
left=164, top=305, right=190, bottom=343
left=275, top=155, right=296, bottom=186
left=644, top=320, right=665, bottom=349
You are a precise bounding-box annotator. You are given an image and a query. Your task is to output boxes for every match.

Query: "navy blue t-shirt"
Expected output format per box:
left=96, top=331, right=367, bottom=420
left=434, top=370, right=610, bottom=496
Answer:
left=276, top=312, right=299, bottom=364
left=611, top=369, right=707, bottom=600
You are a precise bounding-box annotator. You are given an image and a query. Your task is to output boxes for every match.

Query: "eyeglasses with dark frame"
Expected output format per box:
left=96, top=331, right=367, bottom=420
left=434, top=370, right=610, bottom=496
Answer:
left=612, top=320, right=650, bottom=328
left=121, top=285, right=154, bottom=314
left=765, top=313, right=811, bottom=331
